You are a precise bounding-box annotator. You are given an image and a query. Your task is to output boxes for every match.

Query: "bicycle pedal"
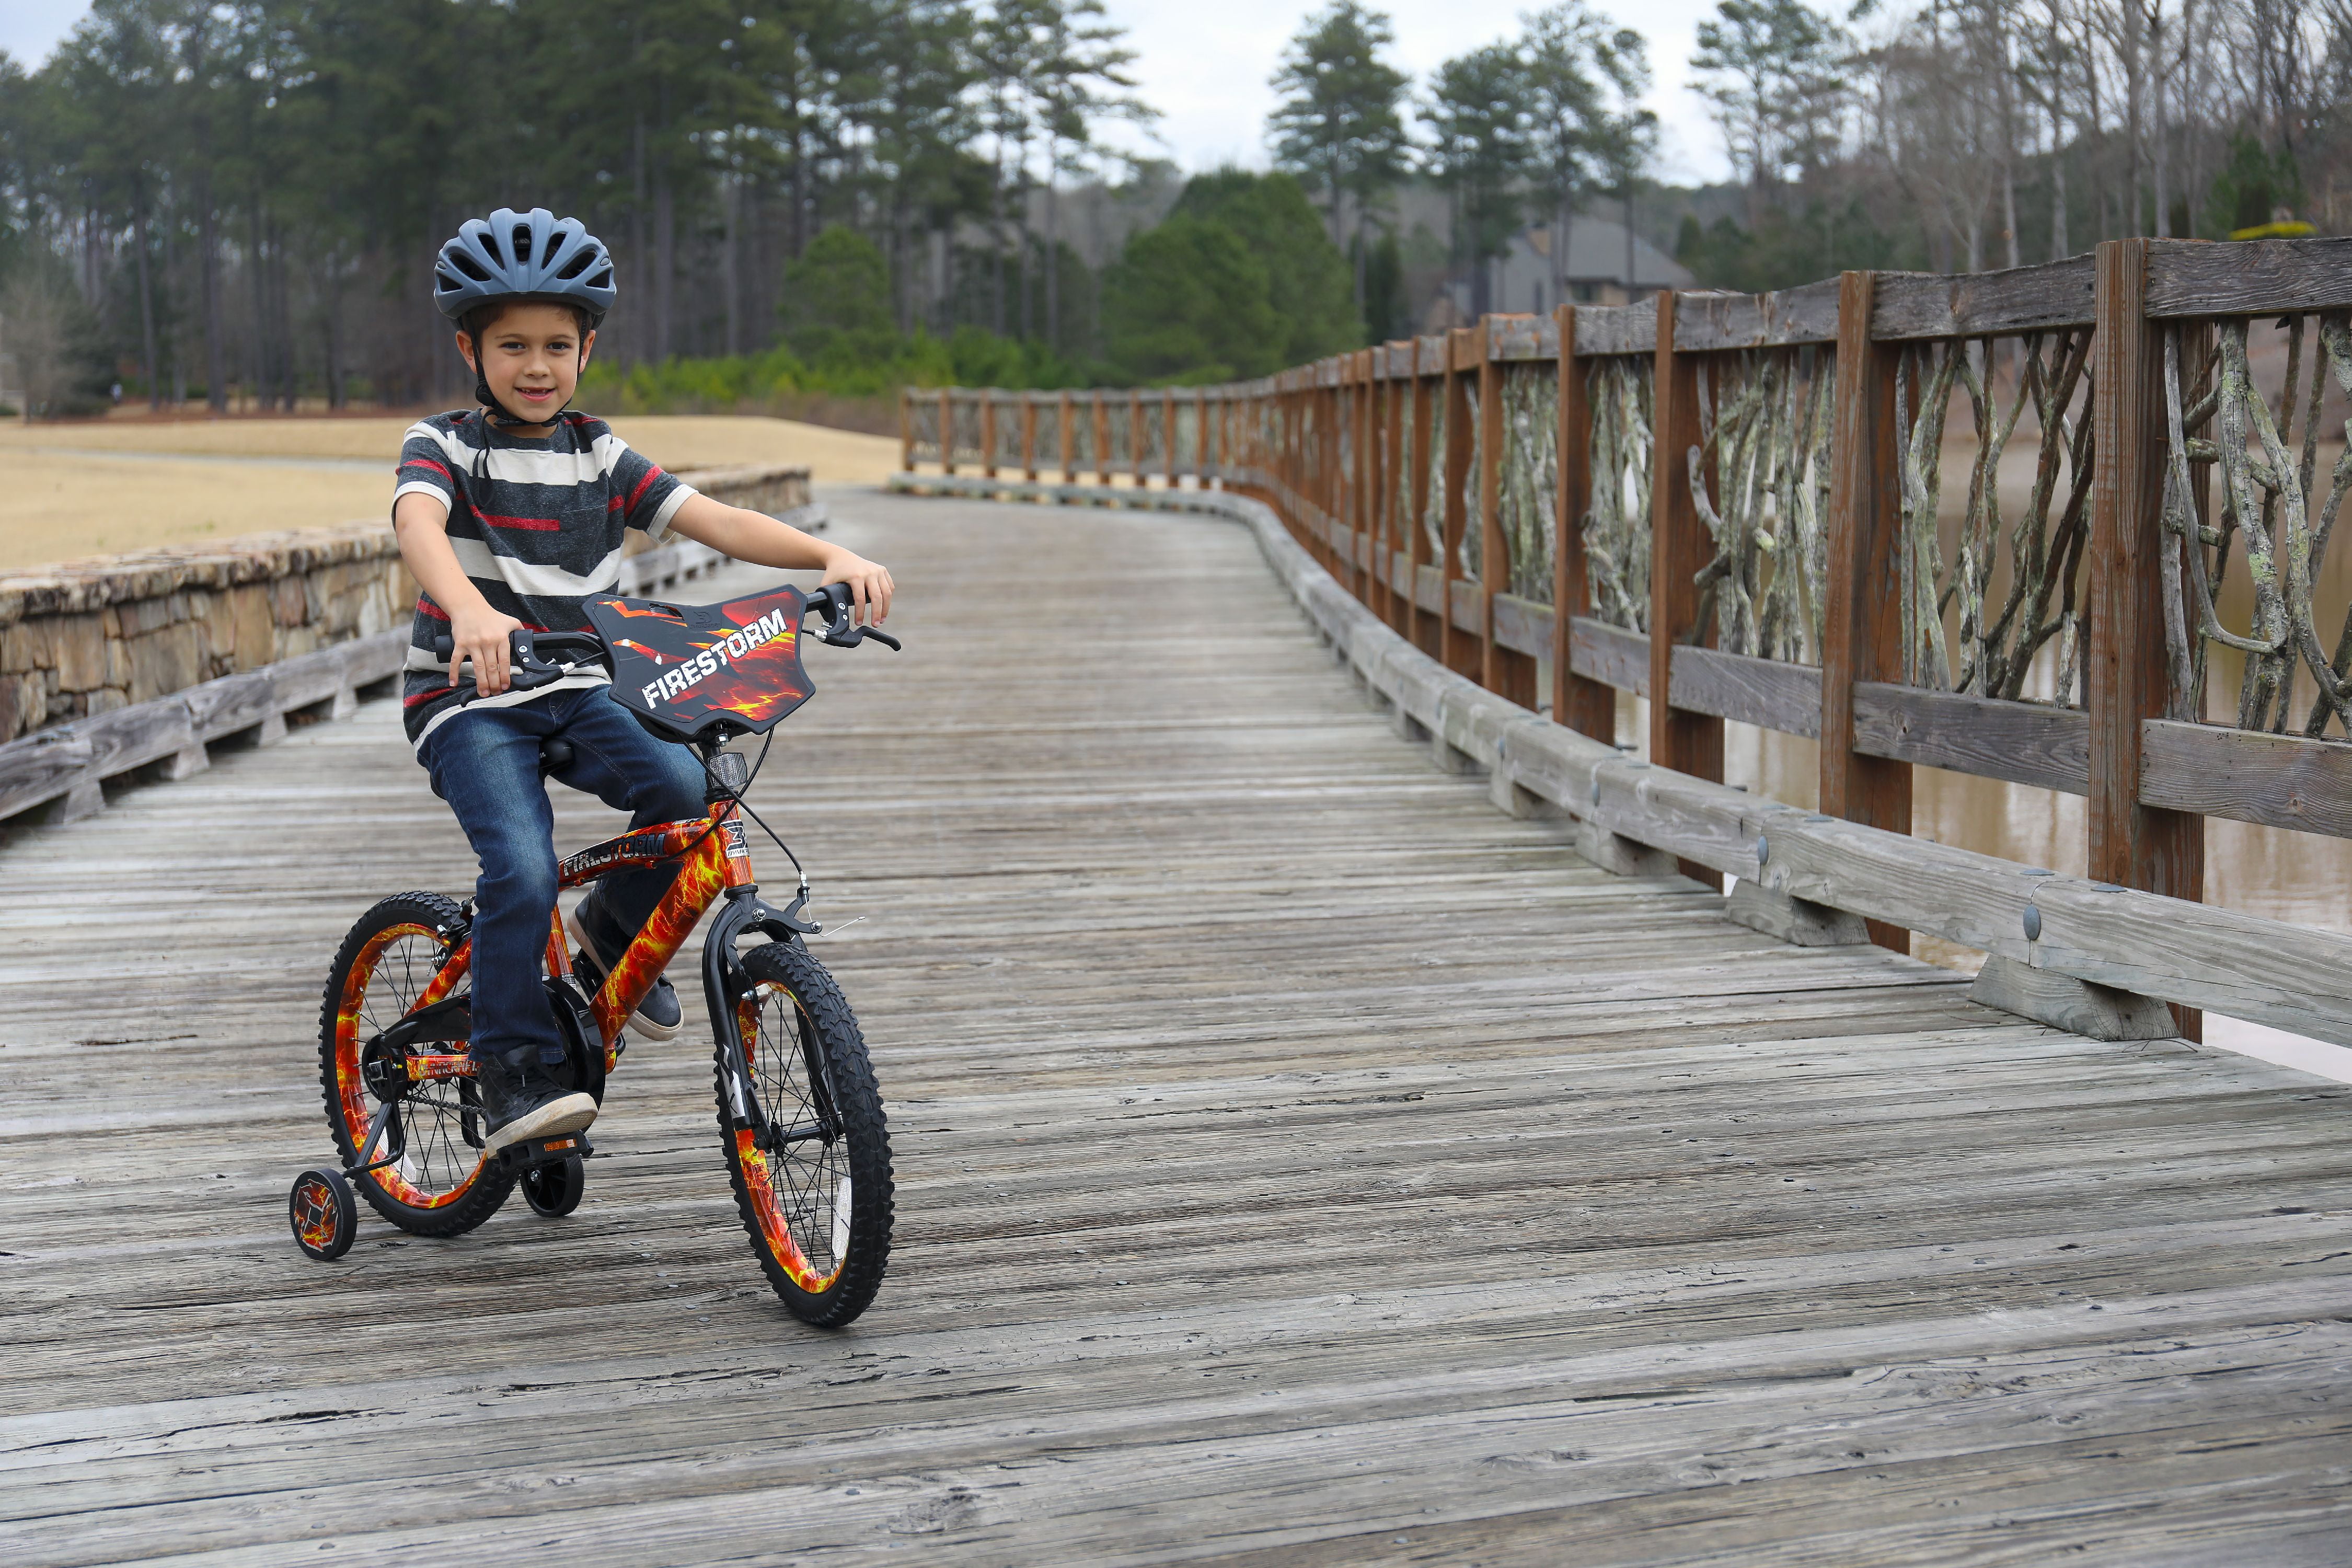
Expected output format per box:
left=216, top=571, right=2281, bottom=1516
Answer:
left=492, top=1133, right=594, bottom=1174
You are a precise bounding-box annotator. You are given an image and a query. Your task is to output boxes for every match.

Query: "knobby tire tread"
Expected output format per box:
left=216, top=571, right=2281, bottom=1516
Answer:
left=716, top=940, right=895, bottom=1328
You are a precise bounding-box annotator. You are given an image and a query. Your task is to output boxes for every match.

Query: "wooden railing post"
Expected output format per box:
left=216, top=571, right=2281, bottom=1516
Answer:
left=1165, top=387, right=1180, bottom=490
left=1021, top=394, right=1038, bottom=480
left=1195, top=387, right=1208, bottom=486
left=1552, top=305, right=1613, bottom=739
left=1093, top=393, right=1112, bottom=486
left=979, top=394, right=997, bottom=479
left=1408, top=349, right=1435, bottom=656
left=1352, top=351, right=1374, bottom=601
left=1057, top=390, right=1074, bottom=484
left=1478, top=321, right=1537, bottom=705
left=1129, top=385, right=1148, bottom=484
left=898, top=388, right=914, bottom=472
left=1440, top=328, right=1481, bottom=677
left=939, top=388, right=956, bottom=477
left=1647, top=289, right=1724, bottom=874
left=2093, top=237, right=2204, bottom=1037
left=1821, top=271, right=1914, bottom=952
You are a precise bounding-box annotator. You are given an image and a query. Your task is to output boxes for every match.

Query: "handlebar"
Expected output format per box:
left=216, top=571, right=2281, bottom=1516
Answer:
left=429, top=586, right=897, bottom=690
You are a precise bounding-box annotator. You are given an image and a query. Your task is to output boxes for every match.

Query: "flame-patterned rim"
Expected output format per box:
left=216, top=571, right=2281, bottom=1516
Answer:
left=290, top=1174, right=344, bottom=1253
left=331, top=923, right=488, bottom=1210
left=733, top=984, right=850, bottom=1294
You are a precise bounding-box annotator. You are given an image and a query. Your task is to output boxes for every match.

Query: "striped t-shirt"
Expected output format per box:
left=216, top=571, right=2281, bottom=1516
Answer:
left=393, top=409, right=696, bottom=746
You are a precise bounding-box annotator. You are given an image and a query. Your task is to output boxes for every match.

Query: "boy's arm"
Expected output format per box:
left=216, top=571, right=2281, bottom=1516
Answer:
left=392, top=492, right=528, bottom=696
left=666, top=493, right=894, bottom=624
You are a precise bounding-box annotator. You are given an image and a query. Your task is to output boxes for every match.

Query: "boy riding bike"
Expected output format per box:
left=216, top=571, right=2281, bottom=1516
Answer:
left=392, top=206, right=891, bottom=1158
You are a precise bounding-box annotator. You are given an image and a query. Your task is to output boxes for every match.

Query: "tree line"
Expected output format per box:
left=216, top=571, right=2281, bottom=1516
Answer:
left=2, top=0, right=2348, bottom=418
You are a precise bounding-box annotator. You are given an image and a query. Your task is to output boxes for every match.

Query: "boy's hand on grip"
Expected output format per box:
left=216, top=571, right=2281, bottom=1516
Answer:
left=820, top=551, right=894, bottom=626
left=451, top=609, right=527, bottom=695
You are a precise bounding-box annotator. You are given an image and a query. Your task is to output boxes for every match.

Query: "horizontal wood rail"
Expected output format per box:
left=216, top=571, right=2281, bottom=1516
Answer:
left=906, top=236, right=2352, bottom=1037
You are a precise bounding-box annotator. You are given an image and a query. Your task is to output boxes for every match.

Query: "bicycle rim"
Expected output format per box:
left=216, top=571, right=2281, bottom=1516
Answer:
left=330, top=922, right=490, bottom=1210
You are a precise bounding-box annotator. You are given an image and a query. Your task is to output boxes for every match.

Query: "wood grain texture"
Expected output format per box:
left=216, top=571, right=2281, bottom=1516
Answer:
left=1648, top=289, right=1725, bottom=870
left=1669, top=647, right=1823, bottom=738
left=1570, top=616, right=1651, bottom=696
left=1870, top=256, right=2099, bottom=340
left=1674, top=281, right=1843, bottom=351
left=1571, top=305, right=1658, bottom=357
left=2138, top=720, right=2352, bottom=837
left=40, top=492, right=2352, bottom=1566
left=1852, top=684, right=2091, bottom=794
left=1821, top=271, right=1914, bottom=952
left=2092, top=238, right=2204, bottom=1037
left=2145, top=236, right=2352, bottom=319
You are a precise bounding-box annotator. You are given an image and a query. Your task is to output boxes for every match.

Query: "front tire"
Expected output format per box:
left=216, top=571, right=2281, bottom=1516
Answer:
left=716, top=941, right=894, bottom=1327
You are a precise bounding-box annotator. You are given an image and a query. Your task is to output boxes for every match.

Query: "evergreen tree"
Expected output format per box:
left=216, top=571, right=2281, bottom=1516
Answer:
left=1266, top=2, right=1411, bottom=318
left=1421, top=43, right=1536, bottom=317
left=1171, top=169, right=1359, bottom=364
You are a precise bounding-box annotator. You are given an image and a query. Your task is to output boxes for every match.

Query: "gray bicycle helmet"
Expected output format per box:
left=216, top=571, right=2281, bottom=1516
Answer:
left=433, top=206, right=616, bottom=326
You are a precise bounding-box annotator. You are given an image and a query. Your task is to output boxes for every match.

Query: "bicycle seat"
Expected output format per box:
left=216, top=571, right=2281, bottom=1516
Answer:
left=538, top=739, right=574, bottom=777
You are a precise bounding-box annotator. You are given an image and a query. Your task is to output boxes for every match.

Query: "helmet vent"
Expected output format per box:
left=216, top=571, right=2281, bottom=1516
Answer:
left=556, top=248, right=596, bottom=281
left=511, top=224, right=534, bottom=264
left=449, top=251, right=491, bottom=282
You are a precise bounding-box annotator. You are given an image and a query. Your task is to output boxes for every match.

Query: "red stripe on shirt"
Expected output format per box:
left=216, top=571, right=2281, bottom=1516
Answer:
left=401, top=456, right=452, bottom=480
left=414, top=597, right=450, bottom=621
left=624, top=466, right=665, bottom=513
left=477, top=511, right=563, bottom=532
left=402, top=686, right=449, bottom=708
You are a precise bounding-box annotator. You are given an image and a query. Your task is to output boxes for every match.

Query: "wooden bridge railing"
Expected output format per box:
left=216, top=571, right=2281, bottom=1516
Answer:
left=904, top=236, right=2352, bottom=1042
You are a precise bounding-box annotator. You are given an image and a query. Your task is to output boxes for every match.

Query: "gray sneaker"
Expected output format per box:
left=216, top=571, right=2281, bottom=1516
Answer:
left=473, top=1046, right=597, bottom=1155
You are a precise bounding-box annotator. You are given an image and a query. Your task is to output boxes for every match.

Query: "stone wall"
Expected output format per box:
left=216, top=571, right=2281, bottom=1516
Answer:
left=0, top=463, right=811, bottom=747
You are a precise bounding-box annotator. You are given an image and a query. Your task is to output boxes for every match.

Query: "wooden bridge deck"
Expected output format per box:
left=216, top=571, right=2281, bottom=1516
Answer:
left=4, top=492, right=2349, bottom=1565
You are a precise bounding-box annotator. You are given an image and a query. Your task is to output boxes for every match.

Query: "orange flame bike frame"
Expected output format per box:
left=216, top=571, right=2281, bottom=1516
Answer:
left=400, top=764, right=817, bottom=1124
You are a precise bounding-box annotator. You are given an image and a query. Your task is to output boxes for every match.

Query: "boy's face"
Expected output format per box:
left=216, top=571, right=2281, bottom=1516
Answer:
left=457, top=301, right=594, bottom=424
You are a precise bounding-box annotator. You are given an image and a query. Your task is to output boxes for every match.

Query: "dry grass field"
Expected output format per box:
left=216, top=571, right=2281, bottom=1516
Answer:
left=0, top=413, right=901, bottom=572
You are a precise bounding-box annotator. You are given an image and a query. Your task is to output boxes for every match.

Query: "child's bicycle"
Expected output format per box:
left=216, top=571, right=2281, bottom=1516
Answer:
left=285, top=581, right=901, bottom=1328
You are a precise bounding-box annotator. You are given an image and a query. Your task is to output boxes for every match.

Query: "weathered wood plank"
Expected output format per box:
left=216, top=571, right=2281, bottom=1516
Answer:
left=1669, top=646, right=1822, bottom=737
left=1870, top=255, right=2099, bottom=340
left=2136, top=719, right=2352, bottom=837
left=2145, top=235, right=2352, bottom=319
left=1571, top=305, right=1656, bottom=358
left=1674, top=280, right=1843, bottom=351
left=1568, top=615, right=1650, bottom=696
left=1852, top=683, right=2091, bottom=794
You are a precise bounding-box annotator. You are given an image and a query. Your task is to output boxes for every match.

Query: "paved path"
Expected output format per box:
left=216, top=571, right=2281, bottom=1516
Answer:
left=3, top=493, right=2348, bottom=1564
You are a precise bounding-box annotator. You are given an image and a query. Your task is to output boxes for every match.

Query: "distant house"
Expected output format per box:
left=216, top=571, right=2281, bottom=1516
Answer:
left=1427, top=216, right=1692, bottom=328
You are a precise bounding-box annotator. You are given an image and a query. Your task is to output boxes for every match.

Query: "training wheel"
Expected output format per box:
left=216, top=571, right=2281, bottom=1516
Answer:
left=289, top=1168, right=358, bottom=1261
left=521, top=1155, right=585, bottom=1218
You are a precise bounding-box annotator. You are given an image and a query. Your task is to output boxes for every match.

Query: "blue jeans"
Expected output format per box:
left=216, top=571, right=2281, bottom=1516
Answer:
left=418, top=686, right=708, bottom=1065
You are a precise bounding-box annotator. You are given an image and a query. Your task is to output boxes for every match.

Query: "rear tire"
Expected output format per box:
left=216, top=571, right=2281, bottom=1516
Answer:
left=716, top=941, right=893, bottom=1327
left=319, top=892, right=514, bottom=1237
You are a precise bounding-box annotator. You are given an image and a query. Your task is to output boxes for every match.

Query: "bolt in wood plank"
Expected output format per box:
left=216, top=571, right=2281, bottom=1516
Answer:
left=1821, top=271, right=1914, bottom=952
left=1646, top=288, right=1723, bottom=880
left=2092, top=237, right=2205, bottom=1040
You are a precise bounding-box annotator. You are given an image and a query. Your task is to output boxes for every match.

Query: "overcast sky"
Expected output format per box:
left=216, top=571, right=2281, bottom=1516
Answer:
left=3, top=0, right=1735, bottom=187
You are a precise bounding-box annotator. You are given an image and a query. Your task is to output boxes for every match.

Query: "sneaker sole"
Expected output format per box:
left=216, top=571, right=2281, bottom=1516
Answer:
left=483, top=1092, right=598, bottom=1156
left=563, top=907, right=684, bottom=1042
